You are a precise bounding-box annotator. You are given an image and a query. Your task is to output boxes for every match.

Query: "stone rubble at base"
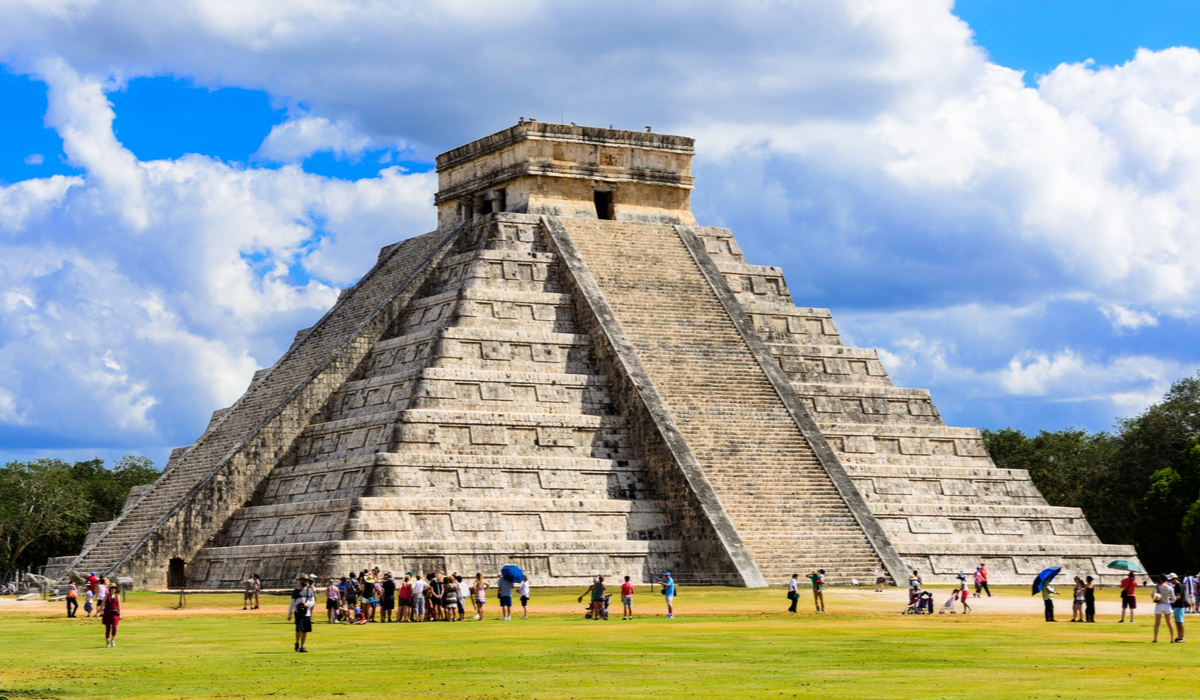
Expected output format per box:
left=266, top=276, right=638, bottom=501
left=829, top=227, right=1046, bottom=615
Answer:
left=50, top=122, right=1141, bottom=590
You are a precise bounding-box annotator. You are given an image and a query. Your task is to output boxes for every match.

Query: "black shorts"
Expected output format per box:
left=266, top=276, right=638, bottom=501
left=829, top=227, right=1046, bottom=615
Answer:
left=382, top=597, right=395, bottom=611
left=346, top=595, right=357, bottom=606
left=520, top=596, right=529, bottom=606
left=326, top=599, right=338, bottom=610
left=295, top=616, right=313, bottom=633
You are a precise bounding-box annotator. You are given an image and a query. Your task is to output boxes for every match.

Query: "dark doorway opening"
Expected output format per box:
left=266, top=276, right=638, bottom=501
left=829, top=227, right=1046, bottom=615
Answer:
left=168, top=557, right=186, bottom=588
left=594, top=190, right=613, bottom=220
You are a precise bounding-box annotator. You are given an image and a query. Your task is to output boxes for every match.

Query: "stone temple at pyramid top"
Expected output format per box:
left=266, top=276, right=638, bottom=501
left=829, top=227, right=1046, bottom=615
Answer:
left=435, top=122, right=697, bottom=228
left=53, top=121, right=1140, bottom=590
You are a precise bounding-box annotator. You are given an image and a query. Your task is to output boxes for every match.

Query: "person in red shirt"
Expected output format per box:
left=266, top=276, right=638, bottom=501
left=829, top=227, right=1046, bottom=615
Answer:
left=86, top=572, right=98, bottom=594
left=977, top=563, right=991, bottom=597
left=621, top=576, right=635, bottom=620
left=1119, top=571, right=1138, bottom=623
left=101, top=578, right=121, bottom=647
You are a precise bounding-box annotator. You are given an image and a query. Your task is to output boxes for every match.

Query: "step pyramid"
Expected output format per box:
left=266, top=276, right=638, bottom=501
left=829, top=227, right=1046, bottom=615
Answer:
left=57, top=122, right=1139, bottom=589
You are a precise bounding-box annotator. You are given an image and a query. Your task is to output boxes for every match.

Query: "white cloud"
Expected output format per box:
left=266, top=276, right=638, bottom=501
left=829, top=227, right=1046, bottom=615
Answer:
left=1100, top=304, right=1158, bottom=333
left=256, top=116, right=389, bottom=163
left=23, top=153, right=43, bottom=165
left=0, top=62, right=436, bottom=448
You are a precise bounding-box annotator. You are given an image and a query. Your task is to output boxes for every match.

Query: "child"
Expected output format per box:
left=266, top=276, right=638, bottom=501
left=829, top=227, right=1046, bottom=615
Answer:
left=84, top=586, right=95, bottom=617
left=518, top=577, right=531, bottom=620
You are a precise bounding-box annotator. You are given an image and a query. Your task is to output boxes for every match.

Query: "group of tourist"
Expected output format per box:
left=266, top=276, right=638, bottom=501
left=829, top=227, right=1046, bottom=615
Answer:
left=63, top=572, right=121, bottom=646
left=2, top=580, right=26, bottom=595
left=576, top=572, right=674, bottom=620
left=308, top=568, right=528, bottom=625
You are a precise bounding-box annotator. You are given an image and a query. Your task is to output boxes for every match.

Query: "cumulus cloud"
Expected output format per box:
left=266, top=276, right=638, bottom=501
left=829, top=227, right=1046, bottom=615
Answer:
left=256, top=115, right=391, bottom=163
left=1101, top=304, right=1158, bottom=333
left=0, top=61, right=436, bottom=453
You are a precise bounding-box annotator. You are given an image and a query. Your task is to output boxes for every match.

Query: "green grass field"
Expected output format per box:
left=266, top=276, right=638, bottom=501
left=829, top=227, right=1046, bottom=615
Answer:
left=1, top=585, right=1196, bottom=699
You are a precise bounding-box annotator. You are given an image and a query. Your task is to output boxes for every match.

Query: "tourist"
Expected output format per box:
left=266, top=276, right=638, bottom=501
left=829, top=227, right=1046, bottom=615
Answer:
left=788, top=573, right=800, bottom=613
left=1042, top=581, right=1057, bottom=622
left=1170, top=573, right=1186, bottom=642
left=381, top=573, right=396, bottom=623
left=429, top=573, right=445, bottom=622
left=1151, top=575, right=1176, bottom=643
left=287, top=574, right=315, bottom=652
left=472, top=573, right=489, bottom=620
left=977, top=563, right=991, bottom=597
left=84, top=584, right=95, bottom=617
left=1070, top=577, right=1085, bottom=622
left=410, top=574, right=426, bottom=622
left=253, top=574, right=262, bottom=610
left=973, top=568, right=984, bottom=598
left=343, top=571, right=359, bottom=613
left=66, top=581, right=79, bottom=618
left=957, top=574, right=971, bottom=614
left=518, top=576, right=531, bottom=620
left=1084, top=576, right=1096, bottom=622
left=397, top=575, right=412, bottom=622
left=807, top=570, right=825, bottom=613
left=662, top=572, right=676, bottom=619
left=101, top=578, right=121, bottom=647
left=497, top=571, right=516, bottom=621
left=908, top=571, right=922, bottom=607
left=87, top=571, right=98, bottom=596
left=442, top=573, right=459, bottom=622
left=456, top=575, right=469, bottom=621
left=622, top=575, right=635, bottom=619
left=1184, top=572, right=1199, bottom=614
left=325, top=578, right=341, bottom=623
left=1119, top=571, right=1138, bottom=623
left=361, top=572, right=377, bottom=622
left=579, top=576, right=604, bottom=621
left=96, top=577, right=108, bottom=614
left=874, top=565, right=886, bottom=593
left=243, top=574, right=255, bottom=610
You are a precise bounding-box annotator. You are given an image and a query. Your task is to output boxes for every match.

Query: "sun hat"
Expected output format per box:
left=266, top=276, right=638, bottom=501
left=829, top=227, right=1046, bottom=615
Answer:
left=297, top=573, right=309, bottom=581
left=1168, top=572, right=1180, bottom=580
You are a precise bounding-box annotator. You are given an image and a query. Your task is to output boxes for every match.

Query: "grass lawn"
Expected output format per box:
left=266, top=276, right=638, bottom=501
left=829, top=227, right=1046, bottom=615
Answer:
left=1, top=584, right=1196, bottom=699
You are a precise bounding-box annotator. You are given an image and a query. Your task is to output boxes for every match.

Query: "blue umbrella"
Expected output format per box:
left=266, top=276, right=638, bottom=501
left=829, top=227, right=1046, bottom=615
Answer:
left=501, top=565, right=525, bottom=583
left=1031, top=566, right=1062, bottom=595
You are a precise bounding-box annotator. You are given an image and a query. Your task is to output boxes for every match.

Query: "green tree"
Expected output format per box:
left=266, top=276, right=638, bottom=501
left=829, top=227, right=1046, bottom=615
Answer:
left=0, top=460, right=91, bottom=575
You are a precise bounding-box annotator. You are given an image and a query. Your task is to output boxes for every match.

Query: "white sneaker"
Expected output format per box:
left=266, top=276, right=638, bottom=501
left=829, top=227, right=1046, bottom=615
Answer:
left=474, top=614, right=481, bottom=620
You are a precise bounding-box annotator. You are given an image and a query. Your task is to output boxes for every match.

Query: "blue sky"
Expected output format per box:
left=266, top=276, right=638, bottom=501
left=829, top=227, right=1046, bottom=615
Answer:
left=0, top=1, right=1198, bottom=469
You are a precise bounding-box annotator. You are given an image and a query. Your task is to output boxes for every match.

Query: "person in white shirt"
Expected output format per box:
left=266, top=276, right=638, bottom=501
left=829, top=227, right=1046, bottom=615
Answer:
left=410, top=576, right=427, bottom=622
left=518, top=578, right=531, bottom=620
left=787, top=574, right=800, bottom=614
left=457, top=576, right=470, bottom=621
left=875, top=566, right=886, bottom=593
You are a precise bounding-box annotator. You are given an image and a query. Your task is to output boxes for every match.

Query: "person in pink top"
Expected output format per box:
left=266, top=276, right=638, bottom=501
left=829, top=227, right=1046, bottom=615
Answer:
left=621, top=576, right=635, bottom=620
left=1119, top=571, right=1138, bottom=623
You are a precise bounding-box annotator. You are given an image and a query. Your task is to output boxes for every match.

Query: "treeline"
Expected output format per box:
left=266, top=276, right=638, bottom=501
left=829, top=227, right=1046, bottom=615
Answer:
left=983, top=373, right=1200, bottom=573
left=0, top=456, right=160, bottom=577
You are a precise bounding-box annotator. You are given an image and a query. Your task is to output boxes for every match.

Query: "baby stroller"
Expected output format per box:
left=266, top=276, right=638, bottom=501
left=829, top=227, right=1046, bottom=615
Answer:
left=938, top=591, right=959, bottom=614
left=585, top=594, right=613, bottom=620
left=904, top=591, right=934, bottom=614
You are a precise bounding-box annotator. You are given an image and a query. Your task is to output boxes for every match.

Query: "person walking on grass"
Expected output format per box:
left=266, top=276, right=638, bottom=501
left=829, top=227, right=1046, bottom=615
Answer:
left=287, top=574, right=316, bottom=652
left=662, top=572, right=676, bottom=619
left=325, top=578, right=341, bottom=623
left=973, top=568, right=984, bottom=598
left=977, top=563, right=991, bottom=597
left=622, top=575, right=635, bottom=620
left=788, top=573, right=800, bottom=614
left=472, top=573, right=489, bottom=620
left=243, top=574, right=255, bottom=610
left=1042, top=581, right=1057, bottom=622
left=1151, top=574, right=1176, bottom=643
left=807, top=570, right=825, bottom=613
left=518, top=577, right=531, bottom=620
left=1119, top=571, right=1138, bottom=623
left=580, top=576, right=605, bottom=620
left=875, top=565, right=886, bottom=593
left=253, top=573, right=262, bottom=610
left=84, top=584, right=95, bottom=618
left=66, top=581, right=79, bottom=618
left=957, top=574, right=971, bottom=614
left=1075, top=578, right=1094, bottom=619
left=1184, top=572, right=1198, bottom=614
left=1084, top=576, right=1097, bottom=623
left=101, top=578, right=121, bottom=647
left=1170, top=573, right=1186, bottom=642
